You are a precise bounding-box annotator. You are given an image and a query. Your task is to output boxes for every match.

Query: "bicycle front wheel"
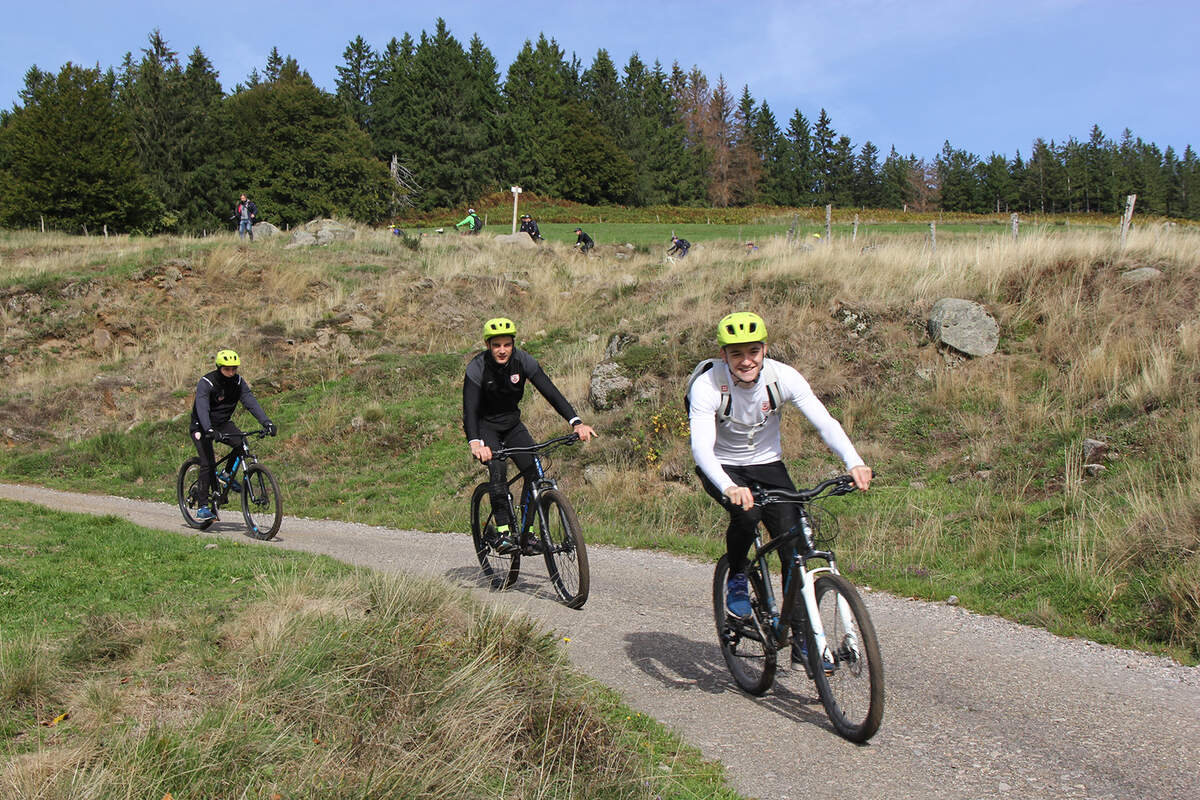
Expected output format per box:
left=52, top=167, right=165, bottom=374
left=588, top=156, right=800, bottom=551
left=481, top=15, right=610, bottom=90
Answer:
left=240, top=464, right=282, bottom=540
left=177, top=458, right=214, bottom=530
left=712, top=556, right=777, bottom=695
left=470, top=483, right=520, bottom=590
left=539, top=489, right=589, bottom=609
left=808, top=573, right=884, bottom=742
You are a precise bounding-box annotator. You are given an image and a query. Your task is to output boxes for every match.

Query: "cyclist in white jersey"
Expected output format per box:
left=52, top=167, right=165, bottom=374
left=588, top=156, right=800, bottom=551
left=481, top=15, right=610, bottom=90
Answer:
left=688, top=312, right=872, bottom=666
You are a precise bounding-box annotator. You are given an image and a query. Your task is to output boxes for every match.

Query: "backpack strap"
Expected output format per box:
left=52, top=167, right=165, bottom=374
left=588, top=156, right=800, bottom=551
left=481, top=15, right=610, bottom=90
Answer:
left=685, top=358, right=783, bottom=420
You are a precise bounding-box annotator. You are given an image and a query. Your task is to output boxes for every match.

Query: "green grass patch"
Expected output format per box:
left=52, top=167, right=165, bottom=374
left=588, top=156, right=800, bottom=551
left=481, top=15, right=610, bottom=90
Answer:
left=0, top=500, right=741, bottom=799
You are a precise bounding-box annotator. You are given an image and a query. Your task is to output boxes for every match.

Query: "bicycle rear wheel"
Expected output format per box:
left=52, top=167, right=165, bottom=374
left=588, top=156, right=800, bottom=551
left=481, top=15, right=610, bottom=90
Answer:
left=241, top=464, right=282, bottom=540
left=177, top=458, right=214, bottom=530
left=712, top=556, right=777, bottom=695
left=471, top=483, right=520, bottom=590
left=539, top=489, right=589, bottom=609
left=808, top=573, right=884, bottom=742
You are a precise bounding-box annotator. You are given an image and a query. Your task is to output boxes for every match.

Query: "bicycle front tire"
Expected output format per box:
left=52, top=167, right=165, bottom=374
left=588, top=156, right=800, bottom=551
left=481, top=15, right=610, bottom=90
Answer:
left=177, top=458, right=214, bottom=530
left=470, top=483, right=520, bottom=590
left=712, top=555, right=777, bottom=695
left=539, top=489, right=589, bottom=609
left=808, top=573, right=884, bottom=742
left=241, top=464, right=282, bottom=540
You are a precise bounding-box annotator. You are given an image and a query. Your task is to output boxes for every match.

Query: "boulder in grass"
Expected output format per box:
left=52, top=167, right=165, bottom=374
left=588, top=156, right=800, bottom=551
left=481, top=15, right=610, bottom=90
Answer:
left=495, top=233, right=538, bottom=249
left=927, top=298, right=999, bottom=357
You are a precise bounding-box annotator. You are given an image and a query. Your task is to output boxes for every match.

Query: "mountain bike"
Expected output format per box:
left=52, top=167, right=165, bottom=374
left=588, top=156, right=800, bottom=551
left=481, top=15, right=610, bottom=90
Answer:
left=712, top=474, right=884, bottom=742
left=177, top=430, right=282, bottom=540
left=470, top=432, right=589, bottom=608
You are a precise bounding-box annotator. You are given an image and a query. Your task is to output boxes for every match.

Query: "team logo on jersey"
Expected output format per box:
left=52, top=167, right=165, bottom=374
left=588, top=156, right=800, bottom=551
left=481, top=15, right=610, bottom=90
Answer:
left=762, top=401, right=771, bottom=412
left=719, top=384, right=728, bottom=392
left=510, top=373, right=520, bottom=384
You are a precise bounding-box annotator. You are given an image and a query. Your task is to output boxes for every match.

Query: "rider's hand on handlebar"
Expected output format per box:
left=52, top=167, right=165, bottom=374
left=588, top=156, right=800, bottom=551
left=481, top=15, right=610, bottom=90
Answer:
left=573, top=423, right=598, bottom=442
left=849, top=464, right=873, bottom=492
left=470, top=440, right=492, bottom=463
left=724, top=485, right=755, bottom=510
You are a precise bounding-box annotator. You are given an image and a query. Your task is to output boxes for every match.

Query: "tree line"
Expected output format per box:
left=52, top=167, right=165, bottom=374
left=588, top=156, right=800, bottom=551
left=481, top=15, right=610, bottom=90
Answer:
left=1, top=20, right=1197, bottom=234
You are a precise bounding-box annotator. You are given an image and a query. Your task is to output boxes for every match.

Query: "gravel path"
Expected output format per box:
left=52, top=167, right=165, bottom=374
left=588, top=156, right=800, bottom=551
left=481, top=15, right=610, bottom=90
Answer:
left=3, top=482, right=1198, bottom=800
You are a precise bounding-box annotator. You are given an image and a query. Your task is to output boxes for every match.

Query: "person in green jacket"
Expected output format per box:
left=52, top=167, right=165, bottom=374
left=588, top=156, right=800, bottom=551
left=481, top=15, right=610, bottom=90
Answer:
left=456, top=207, right=483, bottom=235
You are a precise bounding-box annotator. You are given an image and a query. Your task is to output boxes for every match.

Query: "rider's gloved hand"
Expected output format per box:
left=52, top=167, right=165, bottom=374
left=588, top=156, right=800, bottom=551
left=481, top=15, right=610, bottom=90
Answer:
left=264, top=420, right=277, bottom=436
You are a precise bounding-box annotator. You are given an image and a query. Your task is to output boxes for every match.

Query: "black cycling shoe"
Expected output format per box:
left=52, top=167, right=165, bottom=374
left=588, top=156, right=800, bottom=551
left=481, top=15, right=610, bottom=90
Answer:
left=493, top=531, right=520, bottom=554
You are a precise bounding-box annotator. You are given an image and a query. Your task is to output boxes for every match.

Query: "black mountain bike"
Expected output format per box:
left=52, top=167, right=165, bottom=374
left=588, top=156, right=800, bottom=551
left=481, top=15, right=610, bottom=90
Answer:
left=712, top=474, right=884, bottom=742
left=470, top=433, right=589, bottom=608
left=177, top=430, right=282, bottom=540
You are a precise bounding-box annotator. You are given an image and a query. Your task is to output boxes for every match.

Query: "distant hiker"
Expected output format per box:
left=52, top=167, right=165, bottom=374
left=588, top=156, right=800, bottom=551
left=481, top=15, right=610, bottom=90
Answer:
left=667, top=235, right=691, bottom=258
left=456, top=207, right=483, bottom=235
left=574, top=227, right=594, bottom=254
left=519, top=213, right=543, bottom=242
left=745, top=241, right=758, bottom=252
left=389, top=225, right=405, bottom=237
left=234, top=194, right=257, bottom=241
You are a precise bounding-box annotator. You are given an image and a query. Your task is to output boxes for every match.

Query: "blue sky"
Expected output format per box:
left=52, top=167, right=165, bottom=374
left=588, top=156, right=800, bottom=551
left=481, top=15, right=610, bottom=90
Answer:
left=4, top=0, right=1196, bottom=160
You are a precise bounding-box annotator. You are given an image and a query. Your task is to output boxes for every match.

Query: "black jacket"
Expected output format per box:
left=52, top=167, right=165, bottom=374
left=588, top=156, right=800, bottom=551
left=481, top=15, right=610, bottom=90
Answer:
left=190, top=369, right=269, bottom=432
left=462, top=349, right=579, bottom=441
left=519, top=219, right=542, bottom=240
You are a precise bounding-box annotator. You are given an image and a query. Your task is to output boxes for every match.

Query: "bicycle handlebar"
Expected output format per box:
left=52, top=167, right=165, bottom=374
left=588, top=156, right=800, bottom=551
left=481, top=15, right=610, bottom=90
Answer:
left=751, top=474, right=857, bottom=505
left=489, top=432, right=581, bottom=461
left=209, top=429, right=269, bottom=442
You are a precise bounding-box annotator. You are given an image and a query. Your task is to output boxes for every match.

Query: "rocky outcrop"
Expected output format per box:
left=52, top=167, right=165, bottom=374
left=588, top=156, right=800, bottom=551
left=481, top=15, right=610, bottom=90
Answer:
left=588, top=361, right=633, bottom=411
left=927, top=299, right=999, bottom=357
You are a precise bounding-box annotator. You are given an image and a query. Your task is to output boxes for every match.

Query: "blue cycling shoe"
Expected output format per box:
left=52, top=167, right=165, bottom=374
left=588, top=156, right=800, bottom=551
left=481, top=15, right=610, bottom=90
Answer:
left=196, top=506, right=216, bottom=521
left=725, top=573, right=752, bottom=619
left=792, top=637, right=835, bottom=677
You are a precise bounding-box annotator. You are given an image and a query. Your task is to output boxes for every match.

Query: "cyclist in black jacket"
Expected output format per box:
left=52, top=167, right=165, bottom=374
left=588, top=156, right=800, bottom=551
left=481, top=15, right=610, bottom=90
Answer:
left=463, top=318, right=596, bottom=553
left=573, top=228, right=594, bottom=254
left=667, top=235, right=691, bottom=258
left=519, top=213, right=543, bottom=242
left=189, top=349, right=277, bottom=520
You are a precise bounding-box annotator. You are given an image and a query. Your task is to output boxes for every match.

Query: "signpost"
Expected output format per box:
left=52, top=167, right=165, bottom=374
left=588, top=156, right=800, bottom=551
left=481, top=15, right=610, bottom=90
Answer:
left=511, top=186, right=523, bottom=234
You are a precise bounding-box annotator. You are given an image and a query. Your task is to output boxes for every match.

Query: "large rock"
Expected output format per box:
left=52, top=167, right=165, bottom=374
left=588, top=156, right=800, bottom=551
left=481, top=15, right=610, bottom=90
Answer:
left=303, top=218, right=356, bottom=243
left=252, top=221, right=280, bottom=239
left=286, top=231, right=318, bottom=249
left=588, top=361, right=633, bottom=411
left=1120, top=267, right=1162, bottom=284
left=927, top=298, right=999, bottom=357
left=494, top=233, right=538, bottom=249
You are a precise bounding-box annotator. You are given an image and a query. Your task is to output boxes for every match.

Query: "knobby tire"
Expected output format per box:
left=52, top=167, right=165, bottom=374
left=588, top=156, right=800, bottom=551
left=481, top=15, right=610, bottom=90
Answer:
left=177, top=457, right=214, bottom=530
left=538, top=488, right=589, bottom=609
left=807, top=573, right=885, bottom=742
left=240, top=463, right=282, bottom=540
left=712, top=556, right=777, bottom=695
left=470, top=483, right=520, bottom=590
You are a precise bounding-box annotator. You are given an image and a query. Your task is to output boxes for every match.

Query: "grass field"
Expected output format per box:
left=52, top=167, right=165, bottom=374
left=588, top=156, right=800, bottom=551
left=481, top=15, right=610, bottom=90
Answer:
left=1, top=220, right=1198, bottom=668
left=0, top=498, right=740, bottom=799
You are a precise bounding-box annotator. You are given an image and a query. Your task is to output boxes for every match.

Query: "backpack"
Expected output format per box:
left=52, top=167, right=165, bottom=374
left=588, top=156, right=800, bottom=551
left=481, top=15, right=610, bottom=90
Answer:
left=470, top=213, right=482, bottom=231
left=684, top=358, right=782, bottom=420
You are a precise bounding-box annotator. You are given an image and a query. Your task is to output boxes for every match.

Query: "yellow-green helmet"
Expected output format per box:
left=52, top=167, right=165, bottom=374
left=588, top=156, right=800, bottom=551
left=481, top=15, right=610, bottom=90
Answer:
left=215, top=349, right=241, bottom=367
left=717, top=312, right=767, bottom=346
left=482, top=317, right=517, bottom=342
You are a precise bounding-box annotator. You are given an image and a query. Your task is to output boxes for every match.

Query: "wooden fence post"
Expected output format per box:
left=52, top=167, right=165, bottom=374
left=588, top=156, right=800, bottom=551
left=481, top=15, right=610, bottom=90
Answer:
left=1120, top=194, right=1137, bottom=247
left=824, top=205, right=832, bottom=242
left=1011, top=212, right=1019, bottom=240
left=40, top=216, right=45, bottom=233
left=930, top=221, right=937, bottom=252
left=852, top=214, right=859, bottom=242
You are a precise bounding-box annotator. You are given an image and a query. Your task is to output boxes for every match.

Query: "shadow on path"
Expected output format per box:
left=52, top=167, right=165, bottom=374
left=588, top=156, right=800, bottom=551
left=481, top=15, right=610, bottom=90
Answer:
left=624, top=631, right=835, bottom=733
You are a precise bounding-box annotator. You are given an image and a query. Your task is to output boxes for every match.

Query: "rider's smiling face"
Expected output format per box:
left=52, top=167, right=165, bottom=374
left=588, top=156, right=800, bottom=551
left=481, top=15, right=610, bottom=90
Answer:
left=722, top=342, right=765, bottom=384
left=488, top=335, right=515, bottom=365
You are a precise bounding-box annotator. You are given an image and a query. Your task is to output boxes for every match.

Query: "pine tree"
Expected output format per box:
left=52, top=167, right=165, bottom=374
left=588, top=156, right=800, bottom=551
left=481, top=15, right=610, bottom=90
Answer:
left=0, top=63, right=161, bottom=231
left=851, top=141, right=882, bottom=208
left=581, top=49, right=623, bottom=139
left=336, top=35, right=377, bottom=132
left=502, top=34, right=572, bottom=197
left=779, top=109, right=814, bottom=205
left=811, top=108, right=836, bottom=203
left=879, top=147, right=913, bottom=209
left=751, top=101, right=786, bottom=205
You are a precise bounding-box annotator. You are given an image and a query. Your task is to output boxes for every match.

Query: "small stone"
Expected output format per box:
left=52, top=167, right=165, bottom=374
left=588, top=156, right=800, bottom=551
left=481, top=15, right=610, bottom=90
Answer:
left=1083, top=464, right=1105, bottom=477
left=947, top=595, right=960, bottom=606
left=204, top=543, right=219, bottom=550
left=909, top=480, right=926, bottom=490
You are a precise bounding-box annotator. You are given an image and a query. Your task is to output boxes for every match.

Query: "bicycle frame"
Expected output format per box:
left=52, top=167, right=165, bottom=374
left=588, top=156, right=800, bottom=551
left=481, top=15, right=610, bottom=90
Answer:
left=489, top=432, right=577, bottom=551
left=208, top=432, right=263, bottom=505
left=751, top=479, right=863, bottom=667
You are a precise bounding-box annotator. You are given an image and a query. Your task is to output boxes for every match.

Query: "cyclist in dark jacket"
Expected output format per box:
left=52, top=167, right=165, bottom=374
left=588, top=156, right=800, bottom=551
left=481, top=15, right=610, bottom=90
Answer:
left=234, top=194, right=257, bottom=241
left=519, top=214, right=543, bottom=242
left=667, top=236, right=691, bottom=258
left=573, top=228, right=594, bottom=253
left=463, top=317, right=597, bottom=553
left=190, top=349, right=277, bottom=520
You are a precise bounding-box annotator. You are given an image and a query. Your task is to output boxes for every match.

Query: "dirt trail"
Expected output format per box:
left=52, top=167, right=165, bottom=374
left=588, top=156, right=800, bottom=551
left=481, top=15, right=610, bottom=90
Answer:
left=3, top=482, right=1198, bottom=800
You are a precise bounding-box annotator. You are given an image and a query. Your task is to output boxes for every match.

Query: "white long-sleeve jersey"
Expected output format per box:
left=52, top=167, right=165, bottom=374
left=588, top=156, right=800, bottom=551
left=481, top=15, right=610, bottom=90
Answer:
left=688, top=357, right=865, bottom=493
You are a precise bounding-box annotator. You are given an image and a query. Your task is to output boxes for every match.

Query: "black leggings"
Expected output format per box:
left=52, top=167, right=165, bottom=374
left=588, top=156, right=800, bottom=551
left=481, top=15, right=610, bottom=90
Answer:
left=191, top=421, right=245, bottom=497
left=697, top=461, right=799, bottom=577
left=478, top=420, right=537, bottom=529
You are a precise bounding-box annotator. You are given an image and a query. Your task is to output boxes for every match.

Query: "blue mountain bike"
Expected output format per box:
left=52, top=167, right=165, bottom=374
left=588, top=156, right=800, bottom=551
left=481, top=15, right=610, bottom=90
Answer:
left=177, top=430, right=282, bottom=540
